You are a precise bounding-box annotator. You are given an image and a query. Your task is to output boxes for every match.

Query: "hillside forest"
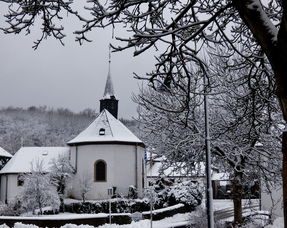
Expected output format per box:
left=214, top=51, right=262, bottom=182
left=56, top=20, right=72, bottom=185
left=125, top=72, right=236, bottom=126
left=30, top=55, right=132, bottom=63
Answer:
left=0, top=106, right=139, bottom=155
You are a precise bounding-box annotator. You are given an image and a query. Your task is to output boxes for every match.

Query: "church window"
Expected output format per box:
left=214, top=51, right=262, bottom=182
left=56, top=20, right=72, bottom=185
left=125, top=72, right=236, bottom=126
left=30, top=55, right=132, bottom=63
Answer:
left=94, top=160, right=107, bottom=182
left=99, top=128, right=105, bottom=135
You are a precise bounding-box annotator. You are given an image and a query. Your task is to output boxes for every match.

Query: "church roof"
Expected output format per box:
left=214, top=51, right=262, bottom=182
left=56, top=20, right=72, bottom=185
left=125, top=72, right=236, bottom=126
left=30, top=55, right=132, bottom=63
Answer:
left=0, top=147, right=69, bottom=174
left=0, top=147, right=12, bottom=158
left=67, top=109, right=144, bottom=146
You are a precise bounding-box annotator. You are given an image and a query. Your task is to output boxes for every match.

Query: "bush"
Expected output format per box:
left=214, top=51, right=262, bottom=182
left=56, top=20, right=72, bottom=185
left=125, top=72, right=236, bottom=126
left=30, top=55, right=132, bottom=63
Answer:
left=148, top=178, right=202, bottom=210
left=0, top=199, right=24, bottom=216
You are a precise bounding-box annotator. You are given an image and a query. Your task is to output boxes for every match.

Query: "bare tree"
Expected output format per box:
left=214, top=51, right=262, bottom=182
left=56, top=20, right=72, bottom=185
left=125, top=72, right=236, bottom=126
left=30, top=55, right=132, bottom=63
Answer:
left=135, top=52, right=282, bottom=224
left=50, top=154, right=75, bottom=211
left=19, top=160, right=60, bottom=215
left=209, top=52, right=282, bottom=223
left=78, top=171, right=93, bottom=203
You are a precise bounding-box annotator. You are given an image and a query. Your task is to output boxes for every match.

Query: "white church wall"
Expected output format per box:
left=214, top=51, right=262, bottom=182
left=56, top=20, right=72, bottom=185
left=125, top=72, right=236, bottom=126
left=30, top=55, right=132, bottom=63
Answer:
left=70, top=144, right=144, bottom=200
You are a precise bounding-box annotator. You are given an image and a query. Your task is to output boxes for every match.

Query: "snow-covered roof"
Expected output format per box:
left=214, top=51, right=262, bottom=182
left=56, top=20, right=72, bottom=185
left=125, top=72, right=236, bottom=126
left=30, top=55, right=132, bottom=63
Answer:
left=0, top=147, right=69, bottom=174
left=147, top=159, right=230, bottom=180
left=67, top=109, right=144, bottom=146
left=0, top=147, right=12, bottom=158
left=147, top=161, right=205, bottom=178
left=212, top=172, right=230, bottom=181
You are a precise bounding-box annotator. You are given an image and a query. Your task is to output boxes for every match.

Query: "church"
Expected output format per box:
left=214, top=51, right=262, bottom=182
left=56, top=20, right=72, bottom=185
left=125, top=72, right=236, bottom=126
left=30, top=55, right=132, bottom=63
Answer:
left=0, top=66, right=146, bottom=203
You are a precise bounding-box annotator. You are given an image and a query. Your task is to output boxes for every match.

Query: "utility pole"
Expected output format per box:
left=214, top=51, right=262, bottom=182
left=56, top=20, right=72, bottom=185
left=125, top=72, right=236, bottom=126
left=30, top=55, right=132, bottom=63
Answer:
left=204, top=74, right=214, bottom=228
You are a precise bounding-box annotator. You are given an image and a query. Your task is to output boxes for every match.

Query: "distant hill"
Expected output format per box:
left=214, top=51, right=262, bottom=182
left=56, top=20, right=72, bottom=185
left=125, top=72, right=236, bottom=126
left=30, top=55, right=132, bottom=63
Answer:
left=0, top=106, right=139, bottom=154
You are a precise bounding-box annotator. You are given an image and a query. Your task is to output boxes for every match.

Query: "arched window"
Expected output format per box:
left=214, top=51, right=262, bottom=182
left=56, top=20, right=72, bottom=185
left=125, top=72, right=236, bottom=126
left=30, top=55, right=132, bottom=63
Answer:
left=94, top=160, right=107, bottom=182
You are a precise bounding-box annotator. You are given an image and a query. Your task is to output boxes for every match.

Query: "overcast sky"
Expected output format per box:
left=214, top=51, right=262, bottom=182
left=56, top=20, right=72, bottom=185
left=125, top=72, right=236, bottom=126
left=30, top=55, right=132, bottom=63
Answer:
left=0, top=3, right=156, bottom=119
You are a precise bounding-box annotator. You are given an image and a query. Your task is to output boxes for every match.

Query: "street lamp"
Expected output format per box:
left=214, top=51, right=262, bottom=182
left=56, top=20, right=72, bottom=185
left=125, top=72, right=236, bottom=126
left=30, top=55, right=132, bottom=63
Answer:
left=203, top=73, right=214, bottom=228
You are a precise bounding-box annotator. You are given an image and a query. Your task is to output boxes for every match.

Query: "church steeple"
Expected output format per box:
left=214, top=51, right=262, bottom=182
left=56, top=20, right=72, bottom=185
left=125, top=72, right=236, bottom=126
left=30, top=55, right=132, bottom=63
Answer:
left=100, top=46, right=119, bottom=118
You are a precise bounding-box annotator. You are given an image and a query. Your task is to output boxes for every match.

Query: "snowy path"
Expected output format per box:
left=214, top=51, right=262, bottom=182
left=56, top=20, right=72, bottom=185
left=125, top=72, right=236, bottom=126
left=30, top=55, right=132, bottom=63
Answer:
left=214, top=204, right=259, bottom=221
left=213, top=199, right=260, bottom=221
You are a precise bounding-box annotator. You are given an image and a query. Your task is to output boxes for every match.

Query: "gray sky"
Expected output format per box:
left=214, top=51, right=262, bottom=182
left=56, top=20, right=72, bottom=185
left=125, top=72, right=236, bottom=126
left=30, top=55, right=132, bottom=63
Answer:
left=0, top=4, right=155, bottom=119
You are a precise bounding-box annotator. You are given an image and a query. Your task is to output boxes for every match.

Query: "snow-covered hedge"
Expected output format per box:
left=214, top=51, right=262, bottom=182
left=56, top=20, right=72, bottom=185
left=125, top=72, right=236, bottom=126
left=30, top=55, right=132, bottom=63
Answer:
left=65, top=199, right=150, bottom=214
left=65, top=180, right=202, bottom=214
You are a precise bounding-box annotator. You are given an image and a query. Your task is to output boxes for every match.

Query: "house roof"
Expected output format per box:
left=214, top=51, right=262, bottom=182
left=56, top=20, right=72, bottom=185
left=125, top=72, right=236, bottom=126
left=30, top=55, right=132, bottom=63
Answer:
left=147, top=161, right=206, bottom=178
left=147, top=159, right=229, bottom=180
left=67, top=109, right=144, bottom=146
left=0, top=147, right=69, bottom=174
left=0, top=147, right=12, bottom=158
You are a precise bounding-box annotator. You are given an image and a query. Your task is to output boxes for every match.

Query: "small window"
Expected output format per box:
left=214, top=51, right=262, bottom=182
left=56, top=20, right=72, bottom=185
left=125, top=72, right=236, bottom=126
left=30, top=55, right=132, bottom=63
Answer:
left=94, top=160, right=107, bottom=182
left=17, top=175, right=24, bottom=186
left=99, top=128, right=105, bottom=135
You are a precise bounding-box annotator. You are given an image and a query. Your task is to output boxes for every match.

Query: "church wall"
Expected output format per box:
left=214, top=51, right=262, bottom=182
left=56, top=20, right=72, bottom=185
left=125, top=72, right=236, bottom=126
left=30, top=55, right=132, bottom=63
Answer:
left=70, top=144, right=144, bottom=200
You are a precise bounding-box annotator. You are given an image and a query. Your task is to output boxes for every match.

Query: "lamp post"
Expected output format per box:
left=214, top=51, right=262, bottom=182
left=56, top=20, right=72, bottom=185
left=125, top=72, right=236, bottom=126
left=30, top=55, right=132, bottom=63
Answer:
left=204, top=74, right=214, bottom=228
left=146, top=187, right=154, bottom=228
left=108, top=188, right=113, bottom=225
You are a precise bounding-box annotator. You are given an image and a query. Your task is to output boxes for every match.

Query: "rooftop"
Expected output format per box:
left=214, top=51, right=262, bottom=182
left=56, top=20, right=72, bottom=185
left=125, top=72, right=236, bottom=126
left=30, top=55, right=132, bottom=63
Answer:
left=0, top=147, right=69, bottom=174
left=67, top=109, right=143, bottom=146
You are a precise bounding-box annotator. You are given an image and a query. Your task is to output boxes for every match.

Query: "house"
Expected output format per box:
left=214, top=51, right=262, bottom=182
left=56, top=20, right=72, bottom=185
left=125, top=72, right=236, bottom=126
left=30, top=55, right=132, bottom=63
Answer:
left=0, top=147, right=12, bottom=170
left=0, top=147, right=69, bottom=203
left=146, top=150, right=259, bottom=200
left=146, top=152, right=205, bottom=186
left=0, top=62, right=146, bottom=203
left=0, top=147, right=12, bottom=159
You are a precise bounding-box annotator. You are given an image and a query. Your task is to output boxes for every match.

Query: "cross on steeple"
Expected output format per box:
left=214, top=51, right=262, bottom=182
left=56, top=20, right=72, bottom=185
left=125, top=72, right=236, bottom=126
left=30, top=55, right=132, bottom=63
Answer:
left=103, top=45, right=115, bottom=99
left=100, top=44, right=119, bottom=118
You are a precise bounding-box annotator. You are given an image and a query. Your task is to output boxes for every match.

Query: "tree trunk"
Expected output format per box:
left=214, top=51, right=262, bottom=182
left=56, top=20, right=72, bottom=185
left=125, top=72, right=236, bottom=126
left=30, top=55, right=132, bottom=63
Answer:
left=232, top=172, right=243, bottom=225
left=282, top=132, right=287, bottom=227
left=232, top=2, right=287, bottom=226
left=233, top=193, right=242, bottom=225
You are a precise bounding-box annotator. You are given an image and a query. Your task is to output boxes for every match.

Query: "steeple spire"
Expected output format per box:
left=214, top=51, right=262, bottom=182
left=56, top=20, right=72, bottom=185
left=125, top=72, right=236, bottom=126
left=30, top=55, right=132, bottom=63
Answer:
left=100, top=44, right=119, bottom=118
left=103, top=45, right=115, bottom=99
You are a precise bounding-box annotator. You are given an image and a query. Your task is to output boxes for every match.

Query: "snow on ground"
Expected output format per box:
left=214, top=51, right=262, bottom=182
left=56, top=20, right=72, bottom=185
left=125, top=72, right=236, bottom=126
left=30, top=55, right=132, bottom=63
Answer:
left=0, top=213, right=109, bottom=220
left=213, top=199, right=259, bottom=211
left=96, top=213, right=192, bottom=228
left=265, top=217, right=284, bottom=228
left=0, top=213, right=192, bottom=228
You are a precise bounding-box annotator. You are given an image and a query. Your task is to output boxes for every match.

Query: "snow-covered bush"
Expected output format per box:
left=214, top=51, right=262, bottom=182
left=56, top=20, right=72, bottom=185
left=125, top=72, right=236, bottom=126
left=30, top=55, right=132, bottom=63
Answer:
left=127, top=185, right=137, bottom=199
left=166, top=181, right=202, bottom=207
left=0, top=198, right=24, bottom=216
left=148, top=177, right=202, bottom=209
